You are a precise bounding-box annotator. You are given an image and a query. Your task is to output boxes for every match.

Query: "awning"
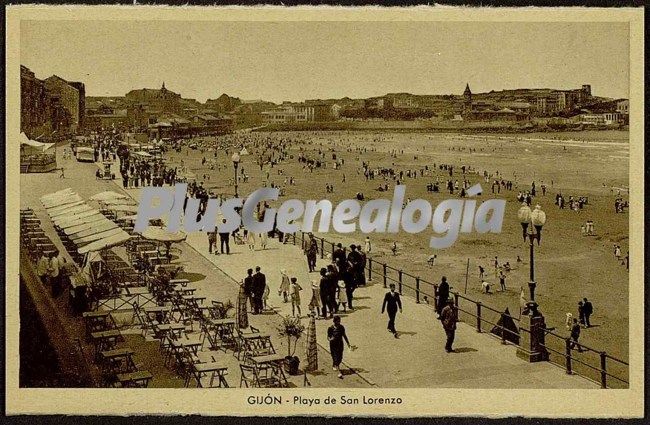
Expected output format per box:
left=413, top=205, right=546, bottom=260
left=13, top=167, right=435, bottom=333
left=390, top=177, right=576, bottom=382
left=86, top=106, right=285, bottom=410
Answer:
left=50, top=204, right=93, bottom=219
left=69, top=221, right=118, bottom=240
left=98, top=197, right=137, bottom=206
left=40, top=188, right=74, bottom=203
left=54, top=211, right=102, bottom=228
left=20, top=132, right=55, bottom=153
left=74, top=227, right=125, bottom=247
left=62, top=216, right=112, bottom=235
left=46, top=200, right=85, bottom=215
left=89, top=191, right=128, bottom=202
left=78, top=231, right=131, bottom=254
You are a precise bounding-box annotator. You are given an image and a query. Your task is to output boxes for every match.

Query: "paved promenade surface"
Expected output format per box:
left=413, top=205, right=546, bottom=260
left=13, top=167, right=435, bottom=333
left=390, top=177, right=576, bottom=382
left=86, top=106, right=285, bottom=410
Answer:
left=20, top=150, right=597, bottom=388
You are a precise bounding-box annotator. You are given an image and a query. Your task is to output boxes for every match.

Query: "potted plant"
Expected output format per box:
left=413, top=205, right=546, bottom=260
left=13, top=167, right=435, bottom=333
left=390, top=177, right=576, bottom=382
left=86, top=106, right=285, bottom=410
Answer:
left=277, top=315, right=305, bottom=375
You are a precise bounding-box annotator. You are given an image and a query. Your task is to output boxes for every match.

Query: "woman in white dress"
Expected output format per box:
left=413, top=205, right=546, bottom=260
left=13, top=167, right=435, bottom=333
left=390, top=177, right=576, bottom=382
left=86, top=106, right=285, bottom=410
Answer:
left=308, top=280, right=322, bottom=318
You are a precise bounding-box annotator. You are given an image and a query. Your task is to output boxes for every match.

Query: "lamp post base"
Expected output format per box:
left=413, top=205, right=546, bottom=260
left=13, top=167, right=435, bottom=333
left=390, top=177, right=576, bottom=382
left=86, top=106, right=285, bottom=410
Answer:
left=516, top=307, right=549, bottom=363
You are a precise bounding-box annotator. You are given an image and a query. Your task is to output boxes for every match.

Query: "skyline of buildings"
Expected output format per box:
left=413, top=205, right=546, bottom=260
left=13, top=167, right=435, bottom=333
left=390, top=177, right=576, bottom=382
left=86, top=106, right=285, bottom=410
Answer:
left=21, top=64, right=630, bottom=140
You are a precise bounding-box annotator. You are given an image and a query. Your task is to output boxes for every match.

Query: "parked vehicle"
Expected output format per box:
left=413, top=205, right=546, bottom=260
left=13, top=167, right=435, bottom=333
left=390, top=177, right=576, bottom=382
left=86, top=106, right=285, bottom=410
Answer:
left=76, top=146, right=95, bottom=162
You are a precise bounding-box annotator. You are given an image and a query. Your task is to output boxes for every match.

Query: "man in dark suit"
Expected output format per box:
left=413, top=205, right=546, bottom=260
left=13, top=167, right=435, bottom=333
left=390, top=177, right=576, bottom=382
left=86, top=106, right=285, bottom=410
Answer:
left=382, top=283, right=402, bottom=337
left=243, top=268, right=254, bottom=310
left=582, top=298, right=593, bottom=328
left=436, top=276, right=450, bottom=317
left=319, top=268, right=332, bottom=318
left=218, top=218, right=230, bottom=254
left=332, top=243, right=346, bottom=270
left=251, top=266, right=266, bottom=314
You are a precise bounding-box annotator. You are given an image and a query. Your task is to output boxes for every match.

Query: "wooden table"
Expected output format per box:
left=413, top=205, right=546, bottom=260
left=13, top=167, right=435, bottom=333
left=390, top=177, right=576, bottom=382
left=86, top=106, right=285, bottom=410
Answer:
left=82, top=311, right=112, bottom=341
left=182, top=295, right=206, bottom=304
left=91, top=329, right=123, bottom=361
left=203, top=319, right=236, bottom=352
left=171, top=337, right=203, bottom=356
left=100, top=348, right=136, bottom=385
left=144, top=305, right=172, bottom=323
left=250, top=353, right=289, bottom=387
left=189, top=362, right=229, bottom=388
left=116, top=370, right=153, bottom=388
left=173, top=285, right=196, bottom=295
left=239, top=333, right=273, bottom=361
left=153, top=322, right=185, bottom=341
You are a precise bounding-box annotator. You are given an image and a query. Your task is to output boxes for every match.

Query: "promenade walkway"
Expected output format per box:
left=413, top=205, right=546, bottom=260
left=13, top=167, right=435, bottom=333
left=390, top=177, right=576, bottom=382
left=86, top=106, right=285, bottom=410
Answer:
left=122, top=184, right=596, bottom=389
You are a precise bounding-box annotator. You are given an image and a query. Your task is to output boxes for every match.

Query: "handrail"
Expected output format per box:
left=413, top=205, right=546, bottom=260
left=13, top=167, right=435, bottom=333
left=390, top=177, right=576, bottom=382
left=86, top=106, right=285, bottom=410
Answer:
left=296, top=230, right=629, bottom=388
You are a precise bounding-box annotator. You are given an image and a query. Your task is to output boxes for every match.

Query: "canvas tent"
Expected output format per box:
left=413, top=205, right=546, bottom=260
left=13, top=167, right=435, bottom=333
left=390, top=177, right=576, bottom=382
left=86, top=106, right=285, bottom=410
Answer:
left=20, top=132, right=55, bottom=155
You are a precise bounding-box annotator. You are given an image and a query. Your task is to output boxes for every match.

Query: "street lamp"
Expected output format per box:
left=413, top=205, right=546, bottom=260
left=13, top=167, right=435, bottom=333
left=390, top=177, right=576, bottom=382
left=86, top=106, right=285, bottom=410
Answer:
left=231, top=152, right=241, bottom=198
left=516, top=203, right=550, bottom=362
left=518, top=203, right=547, bottom=305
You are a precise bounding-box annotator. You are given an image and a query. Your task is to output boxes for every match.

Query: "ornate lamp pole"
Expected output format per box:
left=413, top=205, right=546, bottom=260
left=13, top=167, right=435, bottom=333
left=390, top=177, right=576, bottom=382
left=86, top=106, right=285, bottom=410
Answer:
left=231, top=152, right=241, bottom=198
left=518, top=203, right=547, bottom=305
left=516, top=203, right=549, bottom=362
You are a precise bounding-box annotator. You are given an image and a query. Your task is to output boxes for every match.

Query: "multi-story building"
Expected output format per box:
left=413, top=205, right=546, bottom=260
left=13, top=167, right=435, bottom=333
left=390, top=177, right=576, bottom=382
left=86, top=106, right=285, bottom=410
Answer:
left=43, top=75, right=85, bottom=133
left=125, top=82, right=182, bottom=114
left=261, top=102, right=333, bottom=124
left=616, top=99, right=629, bottom=114
left=20, top=65, right=50, bottom=136
left=21, top=66, right=85, bottom=138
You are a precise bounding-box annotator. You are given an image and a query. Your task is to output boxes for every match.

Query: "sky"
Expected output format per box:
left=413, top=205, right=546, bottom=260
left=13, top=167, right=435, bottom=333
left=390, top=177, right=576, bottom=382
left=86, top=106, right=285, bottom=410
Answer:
left=20, top=21, right=630, bottom=103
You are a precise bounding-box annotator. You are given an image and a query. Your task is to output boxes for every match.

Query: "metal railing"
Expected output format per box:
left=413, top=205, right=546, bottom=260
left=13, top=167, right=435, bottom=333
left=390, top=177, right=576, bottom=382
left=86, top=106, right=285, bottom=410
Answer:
left=282, top=230, right=629, bottom=388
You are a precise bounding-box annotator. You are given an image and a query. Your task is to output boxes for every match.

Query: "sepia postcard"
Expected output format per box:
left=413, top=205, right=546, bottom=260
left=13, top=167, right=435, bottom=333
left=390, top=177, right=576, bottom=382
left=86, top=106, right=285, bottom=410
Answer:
left=5, top=5, right=645, bottom=418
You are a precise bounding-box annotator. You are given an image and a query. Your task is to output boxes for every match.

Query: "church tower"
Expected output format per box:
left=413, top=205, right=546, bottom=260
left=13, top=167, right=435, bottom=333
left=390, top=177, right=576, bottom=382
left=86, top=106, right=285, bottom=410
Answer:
left=463, top=83, right=472, bottom=111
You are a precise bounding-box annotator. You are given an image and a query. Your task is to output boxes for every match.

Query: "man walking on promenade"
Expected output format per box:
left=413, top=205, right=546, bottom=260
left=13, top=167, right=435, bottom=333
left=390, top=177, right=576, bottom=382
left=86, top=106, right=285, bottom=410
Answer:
left=251, top=267, right=266, bottom=314
left=436, top=276, right=450, bottom=318
left=382, top=283, right=402, bottom=337
left=319, top=268, right=332, bottom=318
left=218, top=219, right=230, bottom=255
left=440, top=298, right=458, bottom=353
left=305, top=233, right=318, bottom=273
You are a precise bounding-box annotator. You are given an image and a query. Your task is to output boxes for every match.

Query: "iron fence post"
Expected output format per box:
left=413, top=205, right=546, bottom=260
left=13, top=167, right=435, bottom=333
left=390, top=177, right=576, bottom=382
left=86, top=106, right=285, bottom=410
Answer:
left=398, top=270, right=403, bottom=294
left=383, top=263, right=387, bottom=288
left=600, top=352, right=607, bottom=389
left=415, top=277, right=420, bottom=303
left=476, top=302, right=482, bottom=332
left=565, top=338, right=573, bottom=374
left=433, top=284, right=438, bottom=311
left=368, top=257, right=372, bottom=281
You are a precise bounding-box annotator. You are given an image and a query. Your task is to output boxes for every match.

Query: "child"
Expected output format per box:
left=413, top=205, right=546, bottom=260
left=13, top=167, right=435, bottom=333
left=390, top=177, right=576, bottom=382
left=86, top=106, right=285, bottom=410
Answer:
left=565, top=312, right=573, bottom=330
left=279, top=269, right=290, bottom=303
left=289, top=277, right=302, bottom=317
left=499, top=271, right=507, bottom=292
left=337, top=281, right=347, bottom=312
left=482, top=280, right=492, bottom=294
